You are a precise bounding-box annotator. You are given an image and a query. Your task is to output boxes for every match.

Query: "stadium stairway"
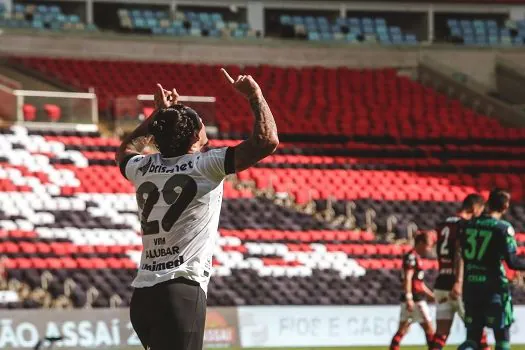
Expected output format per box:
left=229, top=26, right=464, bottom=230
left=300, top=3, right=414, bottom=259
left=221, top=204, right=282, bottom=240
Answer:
left=0, top=125, right=525, bottom=309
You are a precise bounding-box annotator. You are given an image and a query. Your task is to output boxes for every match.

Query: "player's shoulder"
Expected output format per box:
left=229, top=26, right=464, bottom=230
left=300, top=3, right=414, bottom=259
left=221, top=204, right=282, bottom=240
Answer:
left=496, top=220, right=515, bottom=236
left=445, top=215, right=462, bottom=224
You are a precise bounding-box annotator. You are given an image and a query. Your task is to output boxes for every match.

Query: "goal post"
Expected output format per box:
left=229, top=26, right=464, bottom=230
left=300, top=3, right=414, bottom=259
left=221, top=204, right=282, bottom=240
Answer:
left=0, top=82, right=98, bottom=128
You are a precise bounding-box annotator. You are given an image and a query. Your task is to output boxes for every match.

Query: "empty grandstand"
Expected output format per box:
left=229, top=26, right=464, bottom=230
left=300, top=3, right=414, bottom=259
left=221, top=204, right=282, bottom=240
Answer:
left=0, top=0, right=525, bottom=349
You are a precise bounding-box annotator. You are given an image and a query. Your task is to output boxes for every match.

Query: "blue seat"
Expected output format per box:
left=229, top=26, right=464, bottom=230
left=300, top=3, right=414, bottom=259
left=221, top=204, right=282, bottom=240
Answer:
left=487, top=20, right=498, bottom=29
left=165, top=27, right=176, bottom=35
left=349, top=18, right=360, bottom=27
left=363, top=25, right=374, bottom=34
left=378, top=34, right=390, bottom=44
left=147, top=18, right=158, bottom=28
left=292, top=16, right=303, bottom=25
left=50, top=6, right=61, bottom=14
left=362, top=17, right=373, bottom=26
left=475, top=36, right=487, bottom=45
left=305, top=16, right=315, bottom=25
left=375, top=18, right=386, bottom=27
left=389, top=26, right=402, bottom=35
left=392, top=34, right=403, bottom=44
left=131, top=10, right=142, bottom=18
left=50, top=21, right=61, bottom=30
left=513, top=36, right=523, bottom=45
left=14, top=4, right=25, bottom=13
left=308, top=32, right=320, bottom=41
left=346, top=32, right=357, bottom=42
left=186, top=12, right=197, bottom=21
left=450, top=28, right=461, bottom=36
left=405, top=34, right=417, bottom=44
left=376, top=26, right=388, bottom=35
left=473, top=20, right=484, bottom=29
left=172, top=20, right=183, bottom=28
left=463, top=36, right=475, bottom=45
left=144, top=10, right=154, bottom=19
left=156, top=11, right=167, bottom=19
left=280, top=15, right=291, bottom=25
left=320, top=32, right=332, bottom=40
left=306, top=23, right=317, bottom=31
left=151, top=27, right=164, bottom=35
left=316, top=16, right=328, bottom=26
left=460, top=19, right=472, bottom=28
left=32, top=20, right=44, bottom=29
left=488, top=35, right=499, bottom=45
left=319, top=23, right=329, bottom=32
left=336, top=17, right=346, bottom=26
left=209, top=28, right=220, bottom=37
left=191, top=21, right=201, bottom=30
left=37, top=5, right=48, bottom=13
left=69, top=15, right=80, bottom=24
left=447, top=19, right=459, bottom=28
left=211, top=13, right=222, bottom=22
left=239, top=23, right=249, bottom=30
left=199, top=13, right=210, bottom=22
left=350, top=25, right=361, bottom=34
left=232, top=28, right=245, bottom=38
left=463, top=26, right=473, bottom=34
left=133, top=18, right=146, bottom=29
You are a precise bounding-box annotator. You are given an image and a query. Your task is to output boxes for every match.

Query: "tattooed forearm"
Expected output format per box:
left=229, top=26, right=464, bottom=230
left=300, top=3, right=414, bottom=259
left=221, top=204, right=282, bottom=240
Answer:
left=233, top=91, right=279, bottom=172
left=249, top=92, right=278, bottom=145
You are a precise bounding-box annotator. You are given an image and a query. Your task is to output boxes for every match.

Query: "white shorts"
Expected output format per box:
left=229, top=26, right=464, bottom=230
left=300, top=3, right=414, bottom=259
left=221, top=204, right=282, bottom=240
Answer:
left=400, top=300, right=432, bottom=324
left=435, top=289, right=465, bottom=321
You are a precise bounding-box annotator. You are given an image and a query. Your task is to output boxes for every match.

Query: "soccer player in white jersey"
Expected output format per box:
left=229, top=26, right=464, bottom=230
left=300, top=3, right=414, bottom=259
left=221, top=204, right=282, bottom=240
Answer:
left=115, top=68, right=278, bottom=350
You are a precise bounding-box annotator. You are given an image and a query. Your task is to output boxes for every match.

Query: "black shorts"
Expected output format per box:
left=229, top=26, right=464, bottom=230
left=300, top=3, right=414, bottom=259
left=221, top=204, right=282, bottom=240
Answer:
left=464, top=290, right=514, bottom=331
left=130, top=278, right=207, bottom=350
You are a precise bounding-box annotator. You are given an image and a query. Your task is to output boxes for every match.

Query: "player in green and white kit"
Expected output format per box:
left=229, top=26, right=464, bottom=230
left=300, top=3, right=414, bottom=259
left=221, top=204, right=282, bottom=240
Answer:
left=457, top=189, right=525, bottom=350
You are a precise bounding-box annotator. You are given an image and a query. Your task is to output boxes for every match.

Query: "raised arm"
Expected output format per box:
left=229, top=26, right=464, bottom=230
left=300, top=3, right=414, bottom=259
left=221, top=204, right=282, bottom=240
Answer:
left=221, top=69, right=279, bottom=173
left=115, top=84, right=178, bottom=165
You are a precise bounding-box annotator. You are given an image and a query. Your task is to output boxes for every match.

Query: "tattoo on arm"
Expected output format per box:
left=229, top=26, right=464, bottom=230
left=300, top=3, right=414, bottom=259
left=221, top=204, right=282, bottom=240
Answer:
left=233, top=92, right=278, bottom=172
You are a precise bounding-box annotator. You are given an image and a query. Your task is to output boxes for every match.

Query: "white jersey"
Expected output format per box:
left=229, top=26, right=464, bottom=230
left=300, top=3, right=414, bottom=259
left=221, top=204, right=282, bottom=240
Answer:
left=123, top=147, right=231, bottom=293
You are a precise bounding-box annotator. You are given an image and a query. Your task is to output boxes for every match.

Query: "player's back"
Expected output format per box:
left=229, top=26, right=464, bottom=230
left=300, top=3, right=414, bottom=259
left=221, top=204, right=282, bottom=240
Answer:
left=461, top=214, right=515, bottom=294
left=123, top=148, right=230, bottom=291
left=434, top=216, right=462, bottom=291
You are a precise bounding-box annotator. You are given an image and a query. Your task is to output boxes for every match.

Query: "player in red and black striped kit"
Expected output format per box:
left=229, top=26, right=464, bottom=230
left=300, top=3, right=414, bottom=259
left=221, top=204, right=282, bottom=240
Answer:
left=429, top=193, right=489, bottom=350
left=390, top=232, right=435, bottom=350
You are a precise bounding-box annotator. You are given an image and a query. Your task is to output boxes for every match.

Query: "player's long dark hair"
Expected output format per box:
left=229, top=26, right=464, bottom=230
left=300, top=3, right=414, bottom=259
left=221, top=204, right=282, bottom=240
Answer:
left=149, top=105, right=202, bottom=157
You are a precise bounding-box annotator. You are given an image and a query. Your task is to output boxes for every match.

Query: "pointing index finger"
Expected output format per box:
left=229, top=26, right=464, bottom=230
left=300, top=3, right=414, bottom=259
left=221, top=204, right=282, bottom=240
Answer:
left=221, top=68, right=235, bottom=84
